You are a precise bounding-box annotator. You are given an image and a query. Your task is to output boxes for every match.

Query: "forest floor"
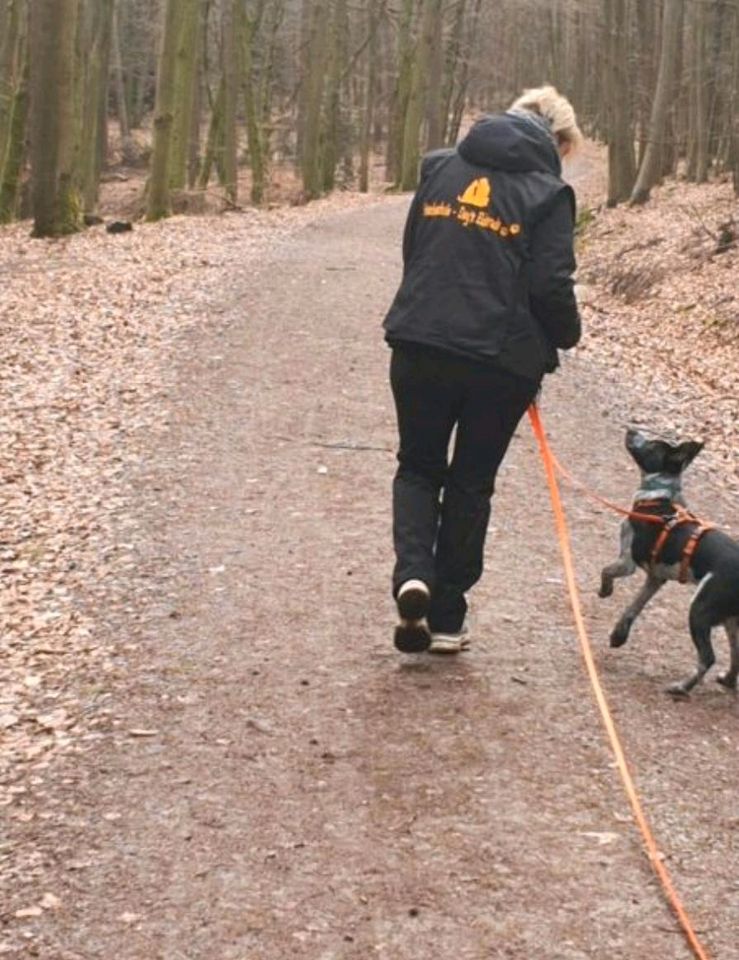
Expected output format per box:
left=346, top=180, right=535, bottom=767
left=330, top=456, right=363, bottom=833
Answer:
left=1, top=150, right=739, bottom=960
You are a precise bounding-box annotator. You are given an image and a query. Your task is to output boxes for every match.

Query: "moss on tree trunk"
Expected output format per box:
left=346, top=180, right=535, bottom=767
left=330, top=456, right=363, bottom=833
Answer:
left=0, top=56, right=27, bottom=224
left=0, top=0, right=22, bottom=173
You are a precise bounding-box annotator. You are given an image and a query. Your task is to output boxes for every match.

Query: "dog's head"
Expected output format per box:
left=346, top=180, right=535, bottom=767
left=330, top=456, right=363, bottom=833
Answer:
left=625, top=429, right=703, bottom=499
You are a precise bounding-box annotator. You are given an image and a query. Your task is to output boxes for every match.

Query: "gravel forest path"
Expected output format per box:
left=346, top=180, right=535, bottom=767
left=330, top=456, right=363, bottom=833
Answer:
left=4, top=182, right=739, bottom=960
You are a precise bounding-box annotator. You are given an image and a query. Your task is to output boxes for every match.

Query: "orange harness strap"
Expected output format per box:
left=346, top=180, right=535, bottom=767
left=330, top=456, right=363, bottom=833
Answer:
left=648, top=509, right=714, bottom=583
left=679, top=524, right=714, bottom=584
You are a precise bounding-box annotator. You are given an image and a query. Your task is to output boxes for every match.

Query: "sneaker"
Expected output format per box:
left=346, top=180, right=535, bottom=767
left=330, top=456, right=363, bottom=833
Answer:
left=396, top=579, right=430, bottom=620
left=394, top=580, right=431, bottom=653
left=429, top=628, right=470, bottom=655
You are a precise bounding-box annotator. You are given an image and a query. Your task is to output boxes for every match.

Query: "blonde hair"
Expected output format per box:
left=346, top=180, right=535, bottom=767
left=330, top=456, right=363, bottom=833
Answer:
left=509, top=85, right=583, bottom=151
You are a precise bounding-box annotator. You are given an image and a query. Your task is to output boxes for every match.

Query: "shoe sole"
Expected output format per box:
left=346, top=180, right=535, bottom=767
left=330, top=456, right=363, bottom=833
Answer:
left=397, top=584, right=430, bottom=621
left=429, top=635, right=471, bottom=655
left=394, top=620, right=432, bottom=654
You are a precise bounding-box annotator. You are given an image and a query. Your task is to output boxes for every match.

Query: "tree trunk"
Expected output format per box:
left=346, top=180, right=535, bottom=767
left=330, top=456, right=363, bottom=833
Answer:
left=298, top=0, right=329, bottom=200
left=547, top=0, right=564, bottom=89
left=146, top=0, right=181, bottom=221
left=241, top=5, right=266, bottom=204
left=400, top=0, right=442, bottom=190
left=424, top=0, right=445, bottom=150
left=187, top=2, right=206, bottom=189
left=320, top=0, right=349, bottom=193
left=659, top=0, right=685, bottom=177
left=79, top=0, right=115, bottom=214
left=295, top=0, right=312, bottom=172
left=198, top=74, right=224, bottom=189
left=687, top=0, right=710, bottom=182
left=168, top=0, right=201, bottom=191
left=441, top=0, right=466, bottom=145
left=634, top=0, right=658, bottom=167
left=0, top=40, right=27, bottom=223
left=447, top=0, right=482, bottom=145
left=605, top=0, right=637, bottom=205
left=631, top=0, right=685, bottom=204
left=221, top=0, right=239, bottom=204
left=29, top=0, right=82, bottom=237
left=359, top=0, right=379, bottom=193
left=386, top=0, right=414, bottom=184
left=0, top=0, right=22, bottom=172
left=111, top=0, right=136, bottom=164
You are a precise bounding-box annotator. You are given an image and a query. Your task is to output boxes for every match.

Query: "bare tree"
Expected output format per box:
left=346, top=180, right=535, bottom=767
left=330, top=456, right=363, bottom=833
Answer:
left=605, top=0, right=636, bottom=205
left=358, top=0, right=380, bottom=192
left=29, top=0, right=82, bottom=237
left=631, top=0, right=685, bottom=204
left=222, top=0, right=240, bottom=204
left=169, top=0, right=202, bottom=191
left=146, top=0, right=183, bottom=220
left=77, top=0, right=115, bottom=214
left=0, top=2, right=27, bottom=223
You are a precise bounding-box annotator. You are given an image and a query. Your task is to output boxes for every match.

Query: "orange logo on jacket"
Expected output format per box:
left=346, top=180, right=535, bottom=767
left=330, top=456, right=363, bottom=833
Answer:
left=423, top=175, right=522, bottom=239
left=457, top=177, right=491, bottom=208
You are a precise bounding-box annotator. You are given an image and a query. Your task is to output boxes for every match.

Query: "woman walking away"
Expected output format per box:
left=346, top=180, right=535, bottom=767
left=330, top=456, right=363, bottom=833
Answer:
left=384, top=85, right=583, bottom=655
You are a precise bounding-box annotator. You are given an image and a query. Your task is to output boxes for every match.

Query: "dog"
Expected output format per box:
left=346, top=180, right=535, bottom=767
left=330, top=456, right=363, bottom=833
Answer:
left=599, top=429, right=739, bottom=697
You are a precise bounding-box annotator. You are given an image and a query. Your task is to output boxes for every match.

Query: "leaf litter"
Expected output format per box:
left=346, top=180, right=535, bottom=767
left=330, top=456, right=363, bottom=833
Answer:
left=574, top=170, right=738, bottom=499
left=0, top=192, right=388, bottom=923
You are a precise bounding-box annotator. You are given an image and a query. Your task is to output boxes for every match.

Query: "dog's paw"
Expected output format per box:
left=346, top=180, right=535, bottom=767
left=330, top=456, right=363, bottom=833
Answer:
left=716, top=672, right=738, bottom=691
left=665, top=682, right=691, bottom=699
left=609, top=625, right=630, bottom=648
left=598, top=581, right=613, bottom=599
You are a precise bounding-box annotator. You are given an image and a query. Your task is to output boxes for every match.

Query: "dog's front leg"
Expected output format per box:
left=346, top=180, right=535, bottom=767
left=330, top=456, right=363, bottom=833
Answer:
left=599, top=521, right=636, bottom=598
left=610, top=574, right=665, bottom=648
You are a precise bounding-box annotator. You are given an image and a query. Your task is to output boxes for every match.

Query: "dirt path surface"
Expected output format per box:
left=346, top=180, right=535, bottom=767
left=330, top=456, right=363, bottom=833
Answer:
left=3, top=192, right=739, bottom=960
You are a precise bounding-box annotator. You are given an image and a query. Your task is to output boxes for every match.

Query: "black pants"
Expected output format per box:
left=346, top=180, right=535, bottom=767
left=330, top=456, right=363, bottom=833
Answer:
left=390, top=344, right=538, bottom=634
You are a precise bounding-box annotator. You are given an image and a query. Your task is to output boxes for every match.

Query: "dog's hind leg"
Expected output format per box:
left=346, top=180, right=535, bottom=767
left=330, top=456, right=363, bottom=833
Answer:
left=667, top=577, right=717, bottom=696
left=599, top=521, right=636, bottom=598
left=609, top=575, right=665, bottom=648
left=716, top=617, right=739, bottom=691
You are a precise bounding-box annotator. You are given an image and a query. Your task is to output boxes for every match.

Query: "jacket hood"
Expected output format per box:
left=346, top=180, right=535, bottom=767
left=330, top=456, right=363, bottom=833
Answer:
left=458, top=111, right=561, bottom=176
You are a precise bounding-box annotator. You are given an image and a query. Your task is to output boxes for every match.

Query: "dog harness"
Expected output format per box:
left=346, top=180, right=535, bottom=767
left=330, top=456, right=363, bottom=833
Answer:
left=645, top=506, right=714, bottom=583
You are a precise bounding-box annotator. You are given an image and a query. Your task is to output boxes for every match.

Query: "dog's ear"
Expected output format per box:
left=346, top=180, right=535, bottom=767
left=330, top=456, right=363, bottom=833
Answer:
left=666, top=441, right=704, bottom=473
left=625, top=429, right=646, bottom=463
left=625, top=430, right=670, bottom=471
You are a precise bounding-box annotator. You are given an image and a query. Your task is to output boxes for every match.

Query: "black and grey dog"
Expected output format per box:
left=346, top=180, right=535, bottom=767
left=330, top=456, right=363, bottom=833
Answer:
left=599, top=429, right=739, bottom=697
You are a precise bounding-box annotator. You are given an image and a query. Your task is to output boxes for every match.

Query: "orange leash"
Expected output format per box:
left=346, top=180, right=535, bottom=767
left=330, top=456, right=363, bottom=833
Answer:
left=536, top=437, right=667, bottom=525
left=527, top=404, right=711, bottom=960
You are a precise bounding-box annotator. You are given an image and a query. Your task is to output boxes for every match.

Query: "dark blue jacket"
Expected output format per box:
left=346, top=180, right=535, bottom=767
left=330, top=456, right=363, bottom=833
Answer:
left=383, top=111, right=581, bottom=381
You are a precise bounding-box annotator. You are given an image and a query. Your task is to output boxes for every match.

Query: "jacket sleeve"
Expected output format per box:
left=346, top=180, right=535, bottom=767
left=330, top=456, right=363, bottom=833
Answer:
left=401, top=192, right=423, bottom=269
left=527, top=188, right=581, bottom=350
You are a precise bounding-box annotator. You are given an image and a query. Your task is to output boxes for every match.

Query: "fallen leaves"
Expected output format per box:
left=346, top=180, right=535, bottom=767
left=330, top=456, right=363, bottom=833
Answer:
left=576, top=176, right=739, bottom=496
left=1, top=191, right=389, bottom=919
left=13, top=906, right=42, bottom=920
left=13, top=892, right=62, bottom=919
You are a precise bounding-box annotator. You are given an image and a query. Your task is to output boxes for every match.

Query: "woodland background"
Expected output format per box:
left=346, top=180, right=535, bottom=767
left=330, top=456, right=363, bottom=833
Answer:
left=0, top=0, right=739, bottom=237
